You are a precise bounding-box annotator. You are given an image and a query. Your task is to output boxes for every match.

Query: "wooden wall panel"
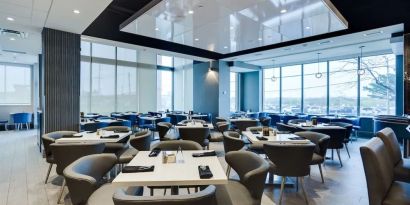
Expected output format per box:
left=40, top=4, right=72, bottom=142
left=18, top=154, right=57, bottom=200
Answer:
left=42, top=28, right=80, bottom=132
left=404, top=34, right=410, bottom=114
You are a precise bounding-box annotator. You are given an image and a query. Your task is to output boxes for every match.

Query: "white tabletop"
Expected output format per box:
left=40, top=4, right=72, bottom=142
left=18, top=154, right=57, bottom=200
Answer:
left=229, top=118, right=259, bottom=122
left=175, top=122, right=214, bottom=129
left=139, top=116, right=166, bottom=121
left=80, top=119, right=125, bottom=126
left=290, top=123, right=343, bottom=129
left=112, top=150, right=228, bottom=186
left=242, top=131, right=311, bottom=144
left=55, top=131, right=132, bottom=144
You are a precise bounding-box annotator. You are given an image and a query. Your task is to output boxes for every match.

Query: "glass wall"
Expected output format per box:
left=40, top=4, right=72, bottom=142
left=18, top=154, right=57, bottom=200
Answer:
left=117, top=65, right=138, bottom=112
left=282, top=65, right=302, bottom=113
left=263, top=68, right=280, bottom=112
left=157, top=69, right=173, bottom=111
left=230, top=72, right=238, bottom=112
left=262, top=53, right=397, bottom=116
left=0, top=64, right=31, bottom=105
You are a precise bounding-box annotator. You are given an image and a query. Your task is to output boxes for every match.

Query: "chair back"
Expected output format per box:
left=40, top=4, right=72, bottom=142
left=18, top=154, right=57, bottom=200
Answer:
left=282, top=115, right=298, bottom=124
left=295, top=131, right=330, bottom=157
left=235, top=120, right=259, bottom=132
left=167, top=114, right=178, bottom=125
left=178, top=127, right=210, bottom=147
left=259, top=117, right=271, bottom=126
left=225, top=151, right=269, bottom=202
left=157, top=122, right=172, bottom=140
left=129, top=130, right=152, bottom=151
left=360, top=137, right=394, bottom=205
left=152, top=140, right=202, bottom=150
left=50, top=143, right=105, bottom=175
left=42, top=131, right=78, bottom=161
left=268, top=114, right=281, bottom=127
left=11, top=112, right=32, bottom=123
left=288, top=119, right=306, bottom=124
left=84, top=122, right=109, bottom=132
left=215, top=117, right=227, bottom=123
left=222, top=131, right=244, bottom=153
left=215, top=122, right=229, bottom=133
left=314, top=117, right=331, bottom=124
left=109, top=120, right=132, bottom=127
left=264, top=143, right=315, bottom=177
left=64, top=154, right=117, bottom=205
left=259, top=112, right=268, bottom=118
left=276, top=123, right=303, bottom=133
left=330, top=122, right=353, bottom=141
left=376, top=127, right=402, bottom=165
left=246, top=113, right=259, bottom=119
left=113, top=185, right=216, bottom=205
left=311, top=127, right=346, bottom=149
left=246, top=126, right=274, bottom=132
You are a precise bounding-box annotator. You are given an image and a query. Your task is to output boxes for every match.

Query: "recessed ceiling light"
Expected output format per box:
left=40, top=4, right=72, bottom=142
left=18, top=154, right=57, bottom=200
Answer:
left=155, top=28, right=159, bottom=31
left=194, top=38, right=199, bottom=41
left=258, top=38, right=263, bottom=41
left=73, top=9, right=80, bottom=14
left=280, top=9, right=287, bottom=14
left=305, top=26, right=311, bottom=29
left=9, top=37, right=15, bottom=41
left=6, top=17, right=14, bottom=21
left=188, top=10, right=194, bottom=14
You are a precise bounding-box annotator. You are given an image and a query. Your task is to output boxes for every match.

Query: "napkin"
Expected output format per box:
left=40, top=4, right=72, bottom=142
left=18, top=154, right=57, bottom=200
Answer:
left=100, top=135, right=120, bottom=139
left=122, top=166, right=155, bottom=173
left=149, top=148, right=161, bottom=157
left=289, top=136, right=306, bottom=140
left=256, top=136, right=268, bottom=141
left=203, top=124, right=208, bottom=127
left=62, top=135, right=82, bottom=138
left=198, top=165, right=213, bottom=179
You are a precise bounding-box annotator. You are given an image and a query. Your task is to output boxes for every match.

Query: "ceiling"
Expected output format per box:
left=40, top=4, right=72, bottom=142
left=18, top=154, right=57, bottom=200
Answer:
left=224, top=24, right=403, bottom=67
left=120, top=0, right=347, bottom=54
left=0, top=0, right=111, bottom=64
left=84, top=0, right=410, bottom=60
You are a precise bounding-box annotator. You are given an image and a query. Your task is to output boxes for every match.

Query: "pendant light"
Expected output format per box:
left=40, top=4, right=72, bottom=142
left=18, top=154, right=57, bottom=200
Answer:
left=315, top=52, right=323, bottom=78
left=358, top=46, right=365, bottom=75
left=271, top=59, right=277, bottom=82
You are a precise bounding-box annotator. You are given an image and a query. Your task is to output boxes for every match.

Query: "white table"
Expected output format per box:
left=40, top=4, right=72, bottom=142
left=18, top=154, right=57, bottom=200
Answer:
left=242, top=131, right=311, bottom=144
left=113, top=150, right=227, bottom=190
left=55, top=131, right=132, bottom=144
left=289, top=122, right=342, bottom=129
left=175, top=122, right=214, bottom=129
left=229, top=118, right=259, bottom=122
left=80, top=119, right=125, bottom=126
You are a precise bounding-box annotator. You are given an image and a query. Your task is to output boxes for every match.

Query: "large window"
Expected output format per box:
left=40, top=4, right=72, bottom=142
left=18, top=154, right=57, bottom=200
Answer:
left=0, top=64, right=31, bottom=105
left=80, top=61, right=91, bottom=113
left=282, top=65, right=302, bottom=113
left=230, top=72, right=238, bottom=112
left=157, top=70, right=173, bottom=111
left=329, top=58, right=358, bottom=116
left=157, top=55, right=173, bottom=67
left=303, top=62, right=327, bottom=114
left=360, top=54, right=396, bottom=116
left=117, top=66, right=138, bottom=112
left=91, top=63, right=116, bottom=113
left=263, top=68, right=280, bottom=112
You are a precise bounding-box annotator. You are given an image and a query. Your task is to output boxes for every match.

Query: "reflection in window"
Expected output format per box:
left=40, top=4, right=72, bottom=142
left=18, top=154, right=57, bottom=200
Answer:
left=360, top=54, right=396, bottom=116
left=303, top=62, right=327, bottom=114
left=329, top=58, right=358, bottom=116
left=80, top=61, right=91, bottom=113
left=91, top=63, right=116, bottom=113
left=230, top=72, right=238, bottom=112
left=157, top=55, right=173, bottom=67
left=117, top=66, right=138, bottom=112
left=157, top=70, right=173, bottom=111
left=0, top=64, right=31, bottom=105
left=117, top=47, right=137, bottom=62
left=282, top=65, right=302, bottom=113
left=263, top=68, right=280, bottom=113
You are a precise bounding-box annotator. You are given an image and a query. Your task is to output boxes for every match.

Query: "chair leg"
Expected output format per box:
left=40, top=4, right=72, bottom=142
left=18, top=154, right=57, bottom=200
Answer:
left=150, top=188, right=154, bottom=196
left=45, top=164, right=53, bottom=184
left=336, top=149, right=343, bottom=167
left=187, top=188, right=190, bottom=194
left=296, top=177, right=299, bottom=191
left=300, top=177, right=309, bottom=205
left=344, top=143, right=351, bottom=158
left=318, top=164, right=324, bottom=183
left=331, top=149, right=334, bottom=160
left=57, top=179, right=66, bottom=204
left=226, top=166, right=231, bottom=177
left=279, top=177, right=286, bottom=205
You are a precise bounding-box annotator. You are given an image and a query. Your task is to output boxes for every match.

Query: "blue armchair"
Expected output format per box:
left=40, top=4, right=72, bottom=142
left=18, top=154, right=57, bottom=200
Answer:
left=11, top=112, right=32, bottom=130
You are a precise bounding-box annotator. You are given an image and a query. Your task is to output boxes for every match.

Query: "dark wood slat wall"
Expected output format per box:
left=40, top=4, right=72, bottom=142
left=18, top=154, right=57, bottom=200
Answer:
left=42, top=28, right=81, bottom=132
left=405, top=34, right=410, bottom=114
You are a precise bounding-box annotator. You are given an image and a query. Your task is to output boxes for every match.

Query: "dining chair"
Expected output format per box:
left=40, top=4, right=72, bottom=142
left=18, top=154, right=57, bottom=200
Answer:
left=101, top=126, right=131, bottom=156
left=113, top=185, right=217, bottom=205
left=312, top=127, right=346, bottom=167
left=50, top=142, right=105, bottom=203
left=376, top=127, right=410, bottom=183
left=129, top=130, right=152, bottom=152
left=259, top=117, right=271, bottom=127
left=209, top=122, right=228, bottom=143
left=109, top=120, right=132, bottom=127
left=11, top=112, right=32, bottom=130
left=0, top=120, right=8, bottom=130
left=276, top=123, right=304, bottom=133
left=215, top=151, right=269, bottom=205
left=222, top=131, right=245, bottom=177
left=157, top=122, right=178, bottom=141
left=178, top=127, right=210, bottom=150
left=64, top=154, right=143, bottom=205
left=215, top=117, right=228, bottom=123
left=84, top=122, right=110, bottom=132
left=295, top=131, right=330, bottom=183
left=268, top=114, right=281, bottom=127
left=360, top=137, right=410, bottom=205
left=282, top=115, right=298, bottom=124
left=151, top=140, right=202, bottom=151
left=264, top=143, right=315, bottom=205
left=329, top=122, right=353, bottom=158
left=41, top=131, right=78, bottom=184
left=288, top=119, right=307, bottom=124
left=234, top=120, right=259, bottom=134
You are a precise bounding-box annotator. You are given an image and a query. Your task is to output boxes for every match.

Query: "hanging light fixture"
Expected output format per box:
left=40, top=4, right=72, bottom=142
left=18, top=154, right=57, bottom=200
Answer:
left=315, top=52, right=322, bottom=78
left=358, top=46, right=366, bottom=75
left=271, top=59, right=277, bottom=82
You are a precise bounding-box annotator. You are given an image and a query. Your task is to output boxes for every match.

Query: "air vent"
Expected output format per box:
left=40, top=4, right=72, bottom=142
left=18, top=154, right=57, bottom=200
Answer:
left=0, top=28, right=28, bottom=39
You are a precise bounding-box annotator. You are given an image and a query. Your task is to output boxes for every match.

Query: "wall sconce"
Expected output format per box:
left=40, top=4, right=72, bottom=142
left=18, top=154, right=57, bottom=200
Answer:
left=209, top=60, right=217, bottom=72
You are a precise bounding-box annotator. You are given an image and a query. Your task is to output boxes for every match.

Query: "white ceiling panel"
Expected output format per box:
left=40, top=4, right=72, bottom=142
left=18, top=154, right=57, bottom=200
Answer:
left=121, top=0, right=348, bottom=54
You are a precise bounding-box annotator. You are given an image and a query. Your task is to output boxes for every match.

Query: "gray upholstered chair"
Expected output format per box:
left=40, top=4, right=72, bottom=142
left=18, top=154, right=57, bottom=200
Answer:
left=245, top=127, right=275, bottom=153
left=210, top=122, right=228, bottom=142
left=330, top=122, right=353, bottom=158
left=101, top=126, right=131, bottom=155
left=264, top=143, right=315, bottom=204
left=259, top=117, right=271, bottom=127
left=360, top=137, right=410, bottom=205
left=376, top=127, right=410, bottom=183
left=41, top=131, right=77, bottom=184
left=295, top=131, right=330, bottom=183
left=276, top=122, right=304, bottom=133
left=216, top=151, right=269, bottom=205
left=234, top=120, right=259, bottom=134
left=113, top=185, right=216, bottom=205
left=178, top=127, right=210, bottom=149
left=64, top=154, right=143, bottom=205
left=222, top=131, right=245, bottom=176
left=157, top=122, right=178, bottom=141
left=215, top=117, right=228, bottom=123
left=311, top=127, right=346, bottom=167
left=50, top=142, right=105, bottom=203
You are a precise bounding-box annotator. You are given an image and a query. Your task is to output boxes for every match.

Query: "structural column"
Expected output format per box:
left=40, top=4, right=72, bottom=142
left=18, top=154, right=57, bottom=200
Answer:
left=41, top=28, right=81, bottom=132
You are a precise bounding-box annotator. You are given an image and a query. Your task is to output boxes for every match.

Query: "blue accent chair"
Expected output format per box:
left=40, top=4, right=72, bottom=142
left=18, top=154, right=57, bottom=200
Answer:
left=268, top=114, right=282, bottom=127
left=247, top=113, right=259, bottom=119
left=374, top=115, right=410, bottom=142
left=0, top=120, right=8, bottom=131
left=282, top=115, right=298, bottom=124
left=11, top=112, right=32, bottom=130
left=259, top=112, right=268, bottom=118
left=176, top=115, right=187, bottom=124
left=109, top=120, right=131, bottom=127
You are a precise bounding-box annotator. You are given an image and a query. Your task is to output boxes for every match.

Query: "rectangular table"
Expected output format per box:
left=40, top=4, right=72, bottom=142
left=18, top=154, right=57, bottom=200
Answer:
left=242, top=131, right=311, bottom=144
left=229, top=118, right=259, bottom=122
left=175, top=122, right=214, bottom=129
left=55, top=131, right=132, bottom=144
left=113, top=150, right=227, bottom=189
left=290, top=123, right=343, bottom=130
